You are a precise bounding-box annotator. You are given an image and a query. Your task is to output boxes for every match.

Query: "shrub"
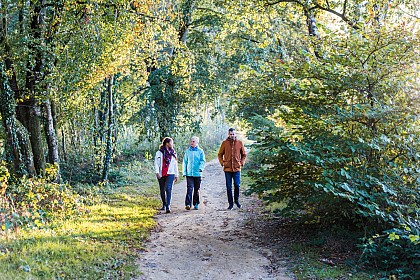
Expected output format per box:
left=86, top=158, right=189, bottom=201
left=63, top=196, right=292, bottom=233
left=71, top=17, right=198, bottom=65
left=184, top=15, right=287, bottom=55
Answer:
left=0, top=163, right=85, bottom=235
left=360, top=224, right=420, bottom=279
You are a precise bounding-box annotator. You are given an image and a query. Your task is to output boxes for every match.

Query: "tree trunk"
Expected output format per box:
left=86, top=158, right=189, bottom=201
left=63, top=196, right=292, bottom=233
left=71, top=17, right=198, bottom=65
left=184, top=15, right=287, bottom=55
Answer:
left=112, top=81, right=118, bottom=157
left=304, top=9, right=318, bottom=37
left=61, top=128, right=67, bottom=163
left=43, top=99, right=60, bottom=165
left=98, top=79, right=108, bottom=144
left=50, top=100, right=58, bottom=137
left=17, top=98, right=45, bottom=175
left=303, top=2, right=321, bottom=59
left=0, top=62, right=36, bottom=176
left=178, top=0, right=194, bottom=43
left=93, top=99, right=99, bottom=148
left=0, top=18, right=35, bottom=176
left=14, top=1, right=47, bottom=176
left=102, top=75, right=115, bottom=182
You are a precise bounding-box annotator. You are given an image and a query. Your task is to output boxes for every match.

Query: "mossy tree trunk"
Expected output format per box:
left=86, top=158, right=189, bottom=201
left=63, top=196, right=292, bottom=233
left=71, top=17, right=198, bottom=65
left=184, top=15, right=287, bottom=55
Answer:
left=0, top=62, right=36, bottom=176
left=102, top=75, right=115, bottom=182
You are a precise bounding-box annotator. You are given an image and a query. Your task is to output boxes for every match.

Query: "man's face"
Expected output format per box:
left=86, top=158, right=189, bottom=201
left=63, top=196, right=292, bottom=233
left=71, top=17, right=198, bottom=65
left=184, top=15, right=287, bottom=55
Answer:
left=190, top=139, right=198, bottom=148
left=228, top=130, right=236, bottom=139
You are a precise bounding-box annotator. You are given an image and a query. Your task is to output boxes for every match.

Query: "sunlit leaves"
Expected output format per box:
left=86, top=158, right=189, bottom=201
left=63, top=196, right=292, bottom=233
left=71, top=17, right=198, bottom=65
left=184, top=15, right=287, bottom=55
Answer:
left=231, top=0, right=420, bottom=234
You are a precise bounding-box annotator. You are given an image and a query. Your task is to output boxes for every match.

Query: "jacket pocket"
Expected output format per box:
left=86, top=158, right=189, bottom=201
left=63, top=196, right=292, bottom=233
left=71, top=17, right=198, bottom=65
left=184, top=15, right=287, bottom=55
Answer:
left=233, top=159, right=241, bottom=170
left=223, top=160, right=231, bottom=169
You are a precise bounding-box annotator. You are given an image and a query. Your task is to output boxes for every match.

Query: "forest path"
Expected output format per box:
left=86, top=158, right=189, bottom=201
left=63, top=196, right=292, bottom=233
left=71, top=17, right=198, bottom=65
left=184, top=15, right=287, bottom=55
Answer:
left=136, top=158, right=293, bottom=280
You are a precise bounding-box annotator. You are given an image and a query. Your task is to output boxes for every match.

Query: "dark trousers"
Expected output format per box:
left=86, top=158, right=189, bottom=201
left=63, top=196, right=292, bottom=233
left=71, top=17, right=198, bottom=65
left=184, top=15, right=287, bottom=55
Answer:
left=224, top=171, right=240, bottom=206
left=185, top=176, right=201, bottom=206
left=158, top=174, right=175, bottom=209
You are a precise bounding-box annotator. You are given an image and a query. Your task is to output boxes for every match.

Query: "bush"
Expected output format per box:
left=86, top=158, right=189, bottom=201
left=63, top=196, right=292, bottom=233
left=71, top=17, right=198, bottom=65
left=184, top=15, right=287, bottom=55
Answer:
left=0, top=163, right=85, bottom=235
left=240, top=26, right=420, bottom=275
left=360, top=225, right=420, bottom=279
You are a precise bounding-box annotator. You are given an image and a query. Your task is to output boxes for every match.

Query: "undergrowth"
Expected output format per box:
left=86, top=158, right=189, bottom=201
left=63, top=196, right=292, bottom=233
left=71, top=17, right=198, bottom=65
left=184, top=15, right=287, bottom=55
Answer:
left=0, top=160, right=160, bottom=279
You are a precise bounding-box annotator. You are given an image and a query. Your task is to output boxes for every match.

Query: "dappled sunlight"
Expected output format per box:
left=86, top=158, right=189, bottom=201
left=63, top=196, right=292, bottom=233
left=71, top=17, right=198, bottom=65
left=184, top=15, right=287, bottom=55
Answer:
left=0, top=0, right=418, bottom=279
left=0, top=190, right=158, bottom=279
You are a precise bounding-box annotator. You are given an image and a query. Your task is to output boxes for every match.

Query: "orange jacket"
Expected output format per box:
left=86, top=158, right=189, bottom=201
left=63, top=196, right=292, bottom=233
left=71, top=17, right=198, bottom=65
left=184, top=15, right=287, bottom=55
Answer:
left=218, top=138, right=247, bottom=172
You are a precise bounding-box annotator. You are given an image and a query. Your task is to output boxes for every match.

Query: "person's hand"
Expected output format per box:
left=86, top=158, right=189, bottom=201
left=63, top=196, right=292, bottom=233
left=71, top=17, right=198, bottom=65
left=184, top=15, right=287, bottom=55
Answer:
left=156, top=173, right=161, bottom=179
left=174, top=177, right=178, bottom=182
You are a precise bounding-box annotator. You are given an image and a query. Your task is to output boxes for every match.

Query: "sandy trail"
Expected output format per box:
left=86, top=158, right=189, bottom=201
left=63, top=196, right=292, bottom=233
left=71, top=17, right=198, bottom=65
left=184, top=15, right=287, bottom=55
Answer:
left=136, top=159, right=293, bottom=280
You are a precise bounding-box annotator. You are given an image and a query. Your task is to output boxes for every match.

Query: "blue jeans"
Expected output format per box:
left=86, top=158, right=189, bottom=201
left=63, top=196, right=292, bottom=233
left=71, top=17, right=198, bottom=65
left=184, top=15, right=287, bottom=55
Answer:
left=185, top=176, right=201, bottom=206
left=224, top=171, right=241, bottom=206
left=158, top=174, right=175, bottom=210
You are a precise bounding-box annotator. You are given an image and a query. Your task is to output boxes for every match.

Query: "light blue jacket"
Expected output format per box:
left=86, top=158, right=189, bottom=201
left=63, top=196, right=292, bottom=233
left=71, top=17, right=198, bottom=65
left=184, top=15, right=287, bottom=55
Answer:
left=183, top=146, right=206, bottom=177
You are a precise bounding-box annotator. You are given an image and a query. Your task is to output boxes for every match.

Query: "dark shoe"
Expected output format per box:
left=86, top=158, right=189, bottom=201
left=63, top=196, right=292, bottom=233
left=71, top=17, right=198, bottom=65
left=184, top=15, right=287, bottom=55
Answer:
left=166, top=208, right=171, bottom=213
left=235, top=202, right=241, bottom=209
left=227, top=205, right=233, bottom=210
left=159, top=206, right=165, bottom=211
left=185, top=205, right=191, bottom=210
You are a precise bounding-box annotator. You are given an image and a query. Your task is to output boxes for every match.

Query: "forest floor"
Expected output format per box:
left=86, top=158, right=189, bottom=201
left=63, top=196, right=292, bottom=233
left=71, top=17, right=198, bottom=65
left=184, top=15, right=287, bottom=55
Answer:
left=136, top=158, right=294, bottom=280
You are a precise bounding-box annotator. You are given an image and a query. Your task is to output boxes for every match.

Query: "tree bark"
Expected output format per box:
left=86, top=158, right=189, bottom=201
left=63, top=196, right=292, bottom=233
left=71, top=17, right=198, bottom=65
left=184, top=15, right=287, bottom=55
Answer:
left=43, top=99, right=60, bottom=165
left=304, top=8, right=318, bottom=37
left=61, top=128, right=67, bottom=163
left=98, top=80, right=108, bottom=144
left=0, top=62, right=36, bottom=176
left=14, top=1, right=47, bottom=176
left=102, top=75, right=115, bottom=182
left=303, top=3, right=322, bottom=59
left=17, top=98, right=45, bottom=175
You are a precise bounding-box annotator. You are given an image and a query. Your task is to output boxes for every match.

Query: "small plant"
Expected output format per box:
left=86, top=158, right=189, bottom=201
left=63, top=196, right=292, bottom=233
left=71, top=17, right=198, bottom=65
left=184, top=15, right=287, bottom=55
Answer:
left=360, top=224, right=420, bottom=279
left=1, top=163, right=85, bottom=236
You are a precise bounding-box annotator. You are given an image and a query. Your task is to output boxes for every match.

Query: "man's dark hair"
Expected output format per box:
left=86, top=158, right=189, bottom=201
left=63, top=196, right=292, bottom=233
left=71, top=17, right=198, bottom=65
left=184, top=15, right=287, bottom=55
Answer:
left=228, top=128, right=235, bottom=132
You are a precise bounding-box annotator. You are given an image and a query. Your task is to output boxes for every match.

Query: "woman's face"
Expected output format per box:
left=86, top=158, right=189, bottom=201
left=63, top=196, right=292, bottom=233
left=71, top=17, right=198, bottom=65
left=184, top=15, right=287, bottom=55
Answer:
left=166, top=140, right=173, bottom=149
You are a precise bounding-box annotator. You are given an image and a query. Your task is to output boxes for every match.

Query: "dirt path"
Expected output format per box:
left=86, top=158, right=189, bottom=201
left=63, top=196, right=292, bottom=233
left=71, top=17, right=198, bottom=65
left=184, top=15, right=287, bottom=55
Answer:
left=136, top=159, right=294, bottom=280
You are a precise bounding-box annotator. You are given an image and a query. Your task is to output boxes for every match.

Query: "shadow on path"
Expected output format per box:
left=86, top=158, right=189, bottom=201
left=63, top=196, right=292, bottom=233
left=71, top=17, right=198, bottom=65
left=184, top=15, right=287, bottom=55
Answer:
left=136, top=159, right=293, bottom=280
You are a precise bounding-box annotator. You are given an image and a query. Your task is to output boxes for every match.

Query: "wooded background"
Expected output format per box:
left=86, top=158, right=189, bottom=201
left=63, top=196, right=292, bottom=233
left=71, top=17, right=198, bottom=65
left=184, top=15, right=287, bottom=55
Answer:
left=1, top=0, right=418, bottom=278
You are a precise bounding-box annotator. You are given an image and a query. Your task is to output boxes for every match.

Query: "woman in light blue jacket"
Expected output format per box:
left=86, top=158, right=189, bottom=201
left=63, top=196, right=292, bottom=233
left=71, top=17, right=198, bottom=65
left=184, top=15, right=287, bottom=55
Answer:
left=183, top=136, right=206, bottom=210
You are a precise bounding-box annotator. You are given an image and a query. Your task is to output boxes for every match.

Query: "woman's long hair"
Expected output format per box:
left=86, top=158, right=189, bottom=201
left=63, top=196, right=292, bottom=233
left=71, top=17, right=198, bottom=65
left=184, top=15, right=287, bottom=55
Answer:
left=159, top=137, right=173, bottom=149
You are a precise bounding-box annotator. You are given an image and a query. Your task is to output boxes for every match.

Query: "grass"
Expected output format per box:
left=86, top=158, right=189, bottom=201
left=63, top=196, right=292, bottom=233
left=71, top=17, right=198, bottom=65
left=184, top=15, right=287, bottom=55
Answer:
left=290, top=244, right=379, bottom=280
left=0, top=161, right=160, bottom=280
left=0, top=127, right=227, bottom=279
left=1, top=151, right=382, bottom=280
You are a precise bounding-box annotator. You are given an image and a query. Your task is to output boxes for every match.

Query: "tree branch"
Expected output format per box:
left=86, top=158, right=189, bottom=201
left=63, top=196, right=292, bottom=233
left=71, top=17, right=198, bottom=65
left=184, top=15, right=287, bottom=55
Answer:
left=310, top=3, right=358, bottom=29
left=398, top=7, right=420, bottom=19
left=265, top=0, right=358, bottom=29
left=343, top=0, right=348, bottom=16
left=239, top=35, right=261, bottom=44
left=265, top=0, right=303, bottom=6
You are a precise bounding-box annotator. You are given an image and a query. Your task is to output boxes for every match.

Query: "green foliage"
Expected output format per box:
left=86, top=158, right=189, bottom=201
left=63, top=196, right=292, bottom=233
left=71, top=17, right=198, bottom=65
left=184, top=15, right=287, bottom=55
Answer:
left=228, top=0, right=420, bottom=277
left=0, top=153, right=159, bottom=279
left=0, top=191, right=158, bottom=279
left=0, top=163, right=84, bottom=235
left=1, top=0, right=418, bottom=276
left=360, top=225, right=420, bottom=279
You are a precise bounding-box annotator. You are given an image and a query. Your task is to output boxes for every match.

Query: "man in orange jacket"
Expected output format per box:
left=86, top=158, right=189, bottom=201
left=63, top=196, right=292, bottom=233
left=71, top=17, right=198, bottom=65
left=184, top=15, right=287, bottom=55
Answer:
left=218, top=128, right=247, bottom=210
